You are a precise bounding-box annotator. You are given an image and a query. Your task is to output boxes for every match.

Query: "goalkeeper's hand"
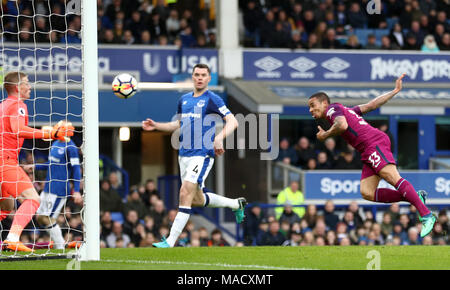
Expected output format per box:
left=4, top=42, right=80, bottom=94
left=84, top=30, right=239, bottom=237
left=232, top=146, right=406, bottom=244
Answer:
left=44, top=121, right=75, bottom=141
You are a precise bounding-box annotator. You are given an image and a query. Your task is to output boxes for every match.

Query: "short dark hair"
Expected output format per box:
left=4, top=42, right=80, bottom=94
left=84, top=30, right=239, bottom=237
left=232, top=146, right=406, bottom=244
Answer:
left=192, top=63, right=211, bottom=75
left=309, top=92, right=330, bottom=104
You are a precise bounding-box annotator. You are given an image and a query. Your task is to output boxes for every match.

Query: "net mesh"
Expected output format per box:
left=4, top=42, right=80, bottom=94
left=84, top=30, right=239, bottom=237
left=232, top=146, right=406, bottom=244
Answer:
left=0, top=0, right=84, bottom=259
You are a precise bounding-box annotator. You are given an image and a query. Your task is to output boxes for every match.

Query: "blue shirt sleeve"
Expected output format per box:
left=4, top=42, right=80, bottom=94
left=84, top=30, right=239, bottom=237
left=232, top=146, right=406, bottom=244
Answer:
left=67, top=143, right=81, bottom=192
left=206, top=93, right=231, bottom=118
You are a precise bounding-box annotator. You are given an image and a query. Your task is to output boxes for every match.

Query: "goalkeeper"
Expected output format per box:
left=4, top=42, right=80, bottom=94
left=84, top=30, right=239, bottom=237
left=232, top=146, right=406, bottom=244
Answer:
left=32, top=120, right=82, bottom=250
left=0, top=72, right=74, bottom=252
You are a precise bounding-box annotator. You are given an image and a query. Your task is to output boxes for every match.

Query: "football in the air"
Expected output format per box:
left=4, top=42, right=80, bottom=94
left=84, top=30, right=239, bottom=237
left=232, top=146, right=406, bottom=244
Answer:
left=112, top=73, right=138, bottom=99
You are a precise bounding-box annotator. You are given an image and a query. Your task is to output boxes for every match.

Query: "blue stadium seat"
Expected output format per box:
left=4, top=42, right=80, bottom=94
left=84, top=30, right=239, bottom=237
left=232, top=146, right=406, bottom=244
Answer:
left=111, top=212, right=124, bottom=223
left=386, top=17, right=398, bottom=30
left=374, top=29, right=390, bottom=39
left=353, top=28, right=375, bottom=46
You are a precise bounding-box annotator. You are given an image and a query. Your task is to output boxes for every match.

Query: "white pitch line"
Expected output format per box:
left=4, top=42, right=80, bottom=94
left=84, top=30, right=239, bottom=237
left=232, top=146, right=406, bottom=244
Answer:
left=101, top=259, right=315, bottom=270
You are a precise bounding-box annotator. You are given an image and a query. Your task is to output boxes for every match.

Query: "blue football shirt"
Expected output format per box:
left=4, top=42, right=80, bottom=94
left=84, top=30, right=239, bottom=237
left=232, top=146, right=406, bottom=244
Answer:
left=177, top=90, right=231, bottom=157
left=36, top=140, right=82, bottom=197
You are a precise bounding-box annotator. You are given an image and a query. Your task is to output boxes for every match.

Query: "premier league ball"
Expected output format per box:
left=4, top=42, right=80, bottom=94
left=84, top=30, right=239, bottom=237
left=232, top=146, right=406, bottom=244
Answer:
left=112, top=73, right=138, bottom=99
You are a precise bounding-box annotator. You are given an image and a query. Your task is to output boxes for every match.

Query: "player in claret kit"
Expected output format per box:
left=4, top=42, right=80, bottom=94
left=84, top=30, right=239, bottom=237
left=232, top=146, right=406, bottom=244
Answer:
left=308, top=73, right=436, bottom=238
left=0, top=72, right=74, bottom=252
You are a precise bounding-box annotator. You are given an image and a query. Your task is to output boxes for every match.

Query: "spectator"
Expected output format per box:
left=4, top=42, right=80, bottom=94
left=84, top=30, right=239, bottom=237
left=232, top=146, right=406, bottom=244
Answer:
left=306, top=158, right=317, bottom=170
left=294, top=137, right=316, bottom=168
left=149, top=199, right=166, bottom=230
left=334, top=149, right=362, bottom=169
left=260, top=10, right=276, bottom=47
left=149, top=12, right=167, bottom=41
left=100, top=179, right=123, bottom=213
left=288, top=29, right=304, bottom=49
left=269, top=21, right=290, bottom=48
left=100, top=211, right=114, bottom=240
left=207, top=229, right=229, bottom=247
left=275, top=180, right=305, bottom=220
left=326, top=230, right=338, bottom=245
left=278, top=202, right=302, bottom=225
left=347, top=2, right=367, bottom=29
left=198, top=227, right=210, bottom=246
left=140, top=30, right=153, bottom=45
left=142, top=179, right=160, bottom=207
left=122, top=210, right=145, bottom=246
left=380, top=35, right=396, bottom=50
left=166, top=9, right=181, bottom=42
left=406, top=227, right=421, bottom=245
left=243, top=203, right=264, bottom=246
left=322, top=28, right=342, bottom=49
left=106, top=221, right=131, bottom=248
left=390, top=23, right=405, bottom=48
left=335, top=2, right=347, bottom=26
left=305, top=32, right=321, bottom=49
left=439, top=33, right=450, bottom=51
left=243, top=0, right=264, bottom=47
left=303, top=204, right=318, bottom=229
left=316, top=151, right=332, bottom=169
left=403, top=32, right=420, bottom=50
left=347, top=201, right=364, bottom=226
left=108, top=172, right=124, bottom=196
left=258, top=220, right=286, bottom=246
left=343, top=34, right=363, bottom=49
left=421, top=34, right=440, bottom=52
left=313, top=218, right=327, bottom=240
left=123, top=190, right=149, bottom=220
left=282, top=229, right=302, bottom=246
left=380, top=212, right=393, bottom=238
left=324, top=137, right=339, bottom=163
left=365, top=34, right=379, bottom=49
left=303, top=10, right=317, bottom=35
left=399, top=3, right=413, bottom=29
left=276, top=138, right=298, bottom=166
left=435, top=24, right=446, bottom=47
left=323, top=200, right=339, bottom=231
left=437, top=210, right=449, bottom=233
left=410, top=20, right=426, bottom=47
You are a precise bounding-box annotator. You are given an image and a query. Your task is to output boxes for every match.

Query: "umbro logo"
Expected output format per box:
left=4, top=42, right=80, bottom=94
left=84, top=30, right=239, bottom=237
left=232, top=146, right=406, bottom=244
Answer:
left=288, top=57, right=317, bottom=72
left=254, top=56, right=283, bottom=79
left=321, top=57, right=350, bottom=73
left=321, top=57, right=350, bottom=79
left=254, top=56, right=283, bottom=72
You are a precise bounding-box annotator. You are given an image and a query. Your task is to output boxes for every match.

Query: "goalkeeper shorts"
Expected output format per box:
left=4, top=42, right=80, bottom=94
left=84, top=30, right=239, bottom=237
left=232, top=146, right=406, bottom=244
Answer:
left=0, top=160, right=34, bottom=199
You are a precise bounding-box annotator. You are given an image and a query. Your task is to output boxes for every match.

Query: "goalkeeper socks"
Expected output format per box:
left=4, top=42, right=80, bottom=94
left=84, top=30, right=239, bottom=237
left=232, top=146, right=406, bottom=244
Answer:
left=6, top=199, right=40, bottom=242
left=166, top=207, right=191, bottom=247
left=203, top=189, right=239, bottom=210
left=395, top=178, right=431, bottom=217
left=374, top=188, right=405, bottom=203
left=48, top=223, right=65, bottom=250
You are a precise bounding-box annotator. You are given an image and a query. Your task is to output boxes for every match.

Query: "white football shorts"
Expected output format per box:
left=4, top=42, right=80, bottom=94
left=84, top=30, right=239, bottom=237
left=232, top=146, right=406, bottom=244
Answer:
left=179, top=156, right=214, bottom=188
left=36, top=191, right=67, bottom=219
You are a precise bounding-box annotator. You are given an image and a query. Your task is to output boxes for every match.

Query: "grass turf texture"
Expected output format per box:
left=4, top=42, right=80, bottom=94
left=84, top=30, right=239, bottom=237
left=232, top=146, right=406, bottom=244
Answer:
left=0, top=246, right=449, bottom=270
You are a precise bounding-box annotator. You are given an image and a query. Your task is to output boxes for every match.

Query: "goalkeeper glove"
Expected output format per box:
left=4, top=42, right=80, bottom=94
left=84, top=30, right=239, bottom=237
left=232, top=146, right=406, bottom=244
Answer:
left=43, top=122, right=75, bottom=141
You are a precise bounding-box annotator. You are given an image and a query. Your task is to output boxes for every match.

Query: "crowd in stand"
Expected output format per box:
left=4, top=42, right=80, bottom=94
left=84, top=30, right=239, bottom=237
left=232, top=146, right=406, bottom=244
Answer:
left=241, top=0, right=450, bottom=51
left=243, top=201, right=450, bottom=246
left=2, top=0, right=449, bottom=51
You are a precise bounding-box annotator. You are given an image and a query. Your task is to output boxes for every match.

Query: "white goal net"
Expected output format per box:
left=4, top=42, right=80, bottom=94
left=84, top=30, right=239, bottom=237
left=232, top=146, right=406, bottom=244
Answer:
left=0, top=0, right=99, bottom=261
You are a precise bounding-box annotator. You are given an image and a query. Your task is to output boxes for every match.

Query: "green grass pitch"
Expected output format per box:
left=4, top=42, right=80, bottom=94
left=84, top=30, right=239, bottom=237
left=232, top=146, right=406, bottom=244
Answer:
left=0, top=246, right=449, bottom=270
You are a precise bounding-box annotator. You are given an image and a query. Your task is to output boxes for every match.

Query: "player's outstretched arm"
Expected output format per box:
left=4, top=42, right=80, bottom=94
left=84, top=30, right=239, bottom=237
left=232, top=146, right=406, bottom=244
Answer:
left=214, top=114, right=239, bottom=156
left=316, top=116, right=348, bottom=142
left=10, top=117, right=73, bottom=141
left=142, top=118, right=180, bottom=132
left=359, top=73, right=406, bottom=114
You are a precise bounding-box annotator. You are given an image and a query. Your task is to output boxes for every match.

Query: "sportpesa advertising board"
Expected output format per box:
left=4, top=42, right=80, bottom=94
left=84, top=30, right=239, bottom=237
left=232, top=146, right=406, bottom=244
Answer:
left=0, top=44, right=218, bottom=83
left=304, top=171, right=450, bottom=203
